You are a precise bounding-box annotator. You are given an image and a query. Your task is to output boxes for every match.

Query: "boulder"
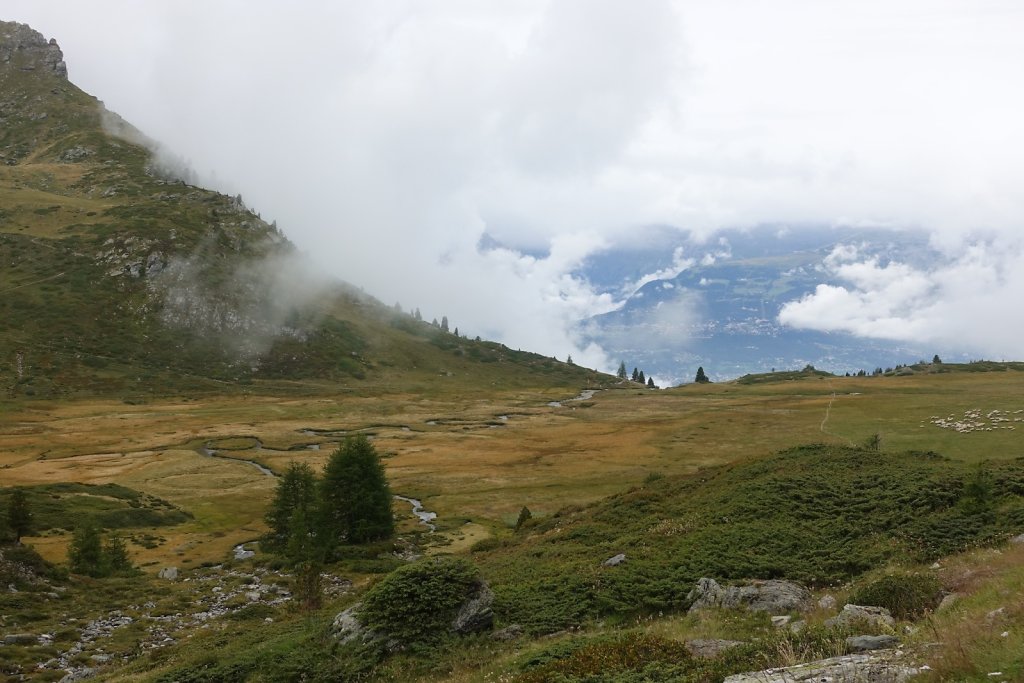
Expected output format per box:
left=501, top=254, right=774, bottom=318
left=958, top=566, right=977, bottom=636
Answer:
left=685, top=639, right=746, bottom=658
left=846, top=635, right=900, bottom=652
left=157, top=566, right=178, bottom=581
left=1009, top=533, right=1024, bottom=545
left=825, top=604, right=895, bottom=631
left=818, top=594, right=837, bottom=610
left=688, top=577, right=812, bottom=614
left=333, top=603, right=372, bottom=646
left=602, top=553, right=627, bottom=567
left=3, top=633, right=37, bottom=645
left=451, top=582, right=494, bottom=634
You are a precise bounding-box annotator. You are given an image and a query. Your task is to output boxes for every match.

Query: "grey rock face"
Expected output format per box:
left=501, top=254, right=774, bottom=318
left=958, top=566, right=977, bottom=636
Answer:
left=825, top=604, right=895, bottom=631
left=687, top=577, right=812, bottom=614
left=0, top=22, right=68, bottom=78
left=846, top=635, right=900, bottom=652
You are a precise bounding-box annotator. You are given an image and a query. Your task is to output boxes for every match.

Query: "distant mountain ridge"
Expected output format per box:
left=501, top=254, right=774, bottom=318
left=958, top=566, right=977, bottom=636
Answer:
left=577, top=226, right=955, bottom=383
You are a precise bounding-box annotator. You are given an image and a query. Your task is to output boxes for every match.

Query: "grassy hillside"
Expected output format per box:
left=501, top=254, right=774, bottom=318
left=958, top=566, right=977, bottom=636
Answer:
left=477, top=443, right=1024, bottom=633
left=0, top=21, right=604, bottom=399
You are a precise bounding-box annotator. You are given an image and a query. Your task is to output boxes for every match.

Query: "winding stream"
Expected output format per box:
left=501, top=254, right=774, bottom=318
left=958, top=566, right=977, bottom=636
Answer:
left=197, top=445, right=276, bottom=477
left=394, top=495, right=437, bottom=531
left=547, top=388, right=599, bottom=408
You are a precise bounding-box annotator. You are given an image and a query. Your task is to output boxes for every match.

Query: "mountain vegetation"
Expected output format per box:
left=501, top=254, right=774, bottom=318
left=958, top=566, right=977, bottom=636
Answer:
left=1, top=20, right=1024, bottom=683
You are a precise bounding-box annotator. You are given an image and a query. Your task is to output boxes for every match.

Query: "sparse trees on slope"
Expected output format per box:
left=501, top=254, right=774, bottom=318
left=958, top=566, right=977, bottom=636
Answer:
left=319, top=435, right=395, bottom=547
left=67, top=522, right=135, bottom=578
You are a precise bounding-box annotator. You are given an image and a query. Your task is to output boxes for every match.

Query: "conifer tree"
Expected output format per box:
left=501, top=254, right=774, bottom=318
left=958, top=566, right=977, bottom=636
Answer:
left=617, top=362, right=628, bottom=379
left=6, top=487, right=32, bottom=544
left=647, top=377, right=655, bottom=388
left=264, top=462, right=317, bottom=552
left=68, top=522, right=104, bottom=576
left=103, top=535, right=134, bottom=575
left=632, top=368, right=639, bottom=382
left=319, top=435, right=394, bottom=548
left=441, top=316, right=450, bottom=332
left=694, top=366, right=710, bottom=383
left=638, top=370, right=646, bottom=384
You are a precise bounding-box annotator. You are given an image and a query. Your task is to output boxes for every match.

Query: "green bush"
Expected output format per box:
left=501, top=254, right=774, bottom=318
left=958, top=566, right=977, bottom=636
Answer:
left=360, top=556, right=481, bottom=643
left=848, top=573, right=942, bottom=619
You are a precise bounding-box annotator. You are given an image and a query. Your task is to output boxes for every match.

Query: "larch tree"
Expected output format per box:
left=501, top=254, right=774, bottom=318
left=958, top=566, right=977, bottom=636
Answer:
left=264, top=462, right=318, bottom=552
left=318, top=435, right=395, bottom=548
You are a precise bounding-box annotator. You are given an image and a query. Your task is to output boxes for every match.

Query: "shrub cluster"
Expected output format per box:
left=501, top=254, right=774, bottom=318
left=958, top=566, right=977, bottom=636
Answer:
left=360, top=556, right=481, bottom=643
left=849, top=573, right=943, bottom=619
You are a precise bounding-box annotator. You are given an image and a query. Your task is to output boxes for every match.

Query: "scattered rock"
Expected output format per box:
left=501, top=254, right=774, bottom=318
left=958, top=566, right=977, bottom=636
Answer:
left=685, top=639, right=746, bottom=658
left=491, top=624, right=524, bottom=641
left=847, top=635, right=900, bottom=652
left=724, top=653, right=918, bottom=683
left=602, top=553, right=627, bottom=567
left=1010, top=533, right=1024, bottom=545
left=937, top=593, right=960, bottom=612
left=771, top=615, right=792, bottom=628
left=158, top=566, right=178, bottom=581
left=687, top=577, right=812, bottom=614
left=58, top=668, right=95, bottom=683
left=818, top=594, right=837, bottom=610
left=986, top=607, right=1005, bottom=623
left=825, top=604, right=895, bottom=631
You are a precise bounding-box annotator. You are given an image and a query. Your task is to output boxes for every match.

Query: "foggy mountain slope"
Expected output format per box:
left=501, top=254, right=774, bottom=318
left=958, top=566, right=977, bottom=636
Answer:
left=0, top=21, right=603, bottom=397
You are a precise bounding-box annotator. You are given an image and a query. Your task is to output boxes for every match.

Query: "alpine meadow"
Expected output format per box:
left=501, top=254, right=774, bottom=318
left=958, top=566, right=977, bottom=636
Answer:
left=2, top=13, right=1024, bottom=683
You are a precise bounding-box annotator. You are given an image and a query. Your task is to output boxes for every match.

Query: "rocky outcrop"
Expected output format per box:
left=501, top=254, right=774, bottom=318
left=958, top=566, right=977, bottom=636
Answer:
left=846, top=635, right=900, bottom=652
left=0, top=22, right=67, bottom=78
left=724, top=652, right=919, bottom=682
left=687, top=577, right=812, bottom=614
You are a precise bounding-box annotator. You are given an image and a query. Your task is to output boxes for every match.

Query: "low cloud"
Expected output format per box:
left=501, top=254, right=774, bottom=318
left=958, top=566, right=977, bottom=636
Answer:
left=779, top=237, right=1024, bottom=359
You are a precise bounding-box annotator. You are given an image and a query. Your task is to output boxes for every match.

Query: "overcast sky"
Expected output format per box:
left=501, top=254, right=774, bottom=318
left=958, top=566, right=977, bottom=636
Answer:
left=7, top=1, right=1024, bottom=368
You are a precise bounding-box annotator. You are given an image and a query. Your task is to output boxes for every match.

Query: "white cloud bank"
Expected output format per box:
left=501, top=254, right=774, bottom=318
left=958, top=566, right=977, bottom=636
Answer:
left=779, top=238, right=1024, bottom=359
left=6, top=1, right=1024, bottom=367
